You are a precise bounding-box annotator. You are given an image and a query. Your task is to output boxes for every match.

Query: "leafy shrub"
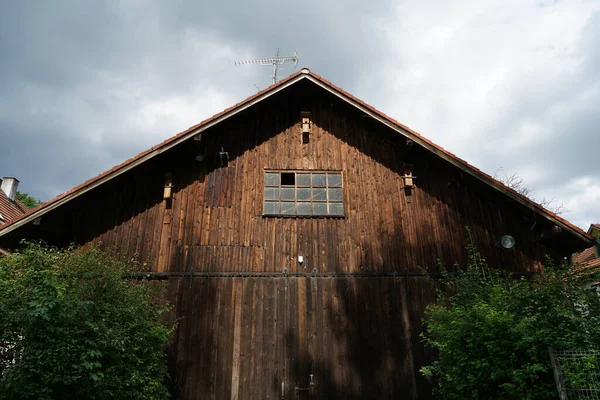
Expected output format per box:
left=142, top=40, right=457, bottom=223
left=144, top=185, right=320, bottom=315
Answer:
left=0, top=242, right=174, bottom=400
left=421, top=229, right=600, bottom=399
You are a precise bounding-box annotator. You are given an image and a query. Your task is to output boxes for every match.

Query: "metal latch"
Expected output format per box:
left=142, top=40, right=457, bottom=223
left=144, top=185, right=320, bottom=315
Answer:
left=295, top=374, right=314, bottom=395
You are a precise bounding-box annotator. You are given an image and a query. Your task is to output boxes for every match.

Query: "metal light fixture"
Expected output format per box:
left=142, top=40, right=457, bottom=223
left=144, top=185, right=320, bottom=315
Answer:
left=219, top=146, right=229, bottom=167
left=193, top=134, right=206, bottom=162
left=497, top=235, right=516, bottom=249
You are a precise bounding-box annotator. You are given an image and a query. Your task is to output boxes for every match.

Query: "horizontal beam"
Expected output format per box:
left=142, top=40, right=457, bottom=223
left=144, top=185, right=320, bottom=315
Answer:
left=126, top=270, right=539, bottom=280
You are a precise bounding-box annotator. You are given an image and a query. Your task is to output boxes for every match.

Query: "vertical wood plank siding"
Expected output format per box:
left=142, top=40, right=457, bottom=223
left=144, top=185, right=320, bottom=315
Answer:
left=165, top=277, right=433, bottom=399
left=2, top=82, right=580, bottom=399
left=61, top=83, right=553, bottom=274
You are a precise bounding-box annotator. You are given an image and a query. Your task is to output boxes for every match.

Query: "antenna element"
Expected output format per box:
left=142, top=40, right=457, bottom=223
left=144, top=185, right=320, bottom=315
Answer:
left=235, top=49, right=299, bottom=85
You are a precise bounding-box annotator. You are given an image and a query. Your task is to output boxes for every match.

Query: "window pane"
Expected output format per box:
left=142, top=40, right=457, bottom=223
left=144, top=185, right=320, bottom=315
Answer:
left=281, top=202, right=295, bottom=215
left=312, top=188, right=326, bottom=201
left=329, top=203, right=344, bottom=215
left=264, top=187, right=279, bottom=201
left=297, top=202, right=311, bottom=215
left=327, top=173, right=342, bottom=187
left=281, top=188, right=295, bottom=201
left=312, top=173, right=326, bottom=187
left=297, top=188, right=311, bottom=201
left=281, top=172, right=295, bottom=186
left=265, top=172, right=280, bottom=186
left=264, top=201, right=279, bottom=214
left=313, top=203, right=327, bottom=215
left=328, top=188, right=343, bottom=201
left=296, top=173, right=311, bottom=187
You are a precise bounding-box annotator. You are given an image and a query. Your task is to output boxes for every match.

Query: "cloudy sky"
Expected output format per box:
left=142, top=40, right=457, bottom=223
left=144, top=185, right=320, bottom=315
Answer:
left=1, top=0, right=599, bottom=229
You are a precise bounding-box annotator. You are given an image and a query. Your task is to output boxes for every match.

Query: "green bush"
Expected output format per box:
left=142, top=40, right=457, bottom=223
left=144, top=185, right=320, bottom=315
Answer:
left=421, top=229, right=600, bottom=400
left=0, top=243, right=174, bottom=400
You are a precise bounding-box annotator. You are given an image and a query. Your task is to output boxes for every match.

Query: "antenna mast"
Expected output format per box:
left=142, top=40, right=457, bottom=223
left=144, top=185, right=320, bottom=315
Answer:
left=235, top=49, right=299, bottom=85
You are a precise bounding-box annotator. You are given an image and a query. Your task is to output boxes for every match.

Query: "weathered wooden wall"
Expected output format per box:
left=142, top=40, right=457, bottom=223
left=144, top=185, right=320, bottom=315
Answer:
left=12, top=81, right=567, bottom=272
left=164, top=276, right=435, bottom=399
left=1, top=80, right=582, bottom=399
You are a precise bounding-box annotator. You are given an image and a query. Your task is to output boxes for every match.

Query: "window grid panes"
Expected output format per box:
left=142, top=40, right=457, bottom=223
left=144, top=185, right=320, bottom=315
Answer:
left=263, top=171, right=344, bottom=217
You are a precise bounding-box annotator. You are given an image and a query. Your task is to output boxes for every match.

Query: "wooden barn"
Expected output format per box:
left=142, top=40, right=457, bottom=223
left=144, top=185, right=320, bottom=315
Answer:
left=0, top=69, right=593, bottom=399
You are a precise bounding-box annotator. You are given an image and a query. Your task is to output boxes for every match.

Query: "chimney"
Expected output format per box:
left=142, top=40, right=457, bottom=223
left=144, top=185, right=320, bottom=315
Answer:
left=1, top=177, right=19, bottom=202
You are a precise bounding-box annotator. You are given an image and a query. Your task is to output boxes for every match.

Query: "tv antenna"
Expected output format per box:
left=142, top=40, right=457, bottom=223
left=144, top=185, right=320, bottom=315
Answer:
left=235, top=49, right=299, bottom=85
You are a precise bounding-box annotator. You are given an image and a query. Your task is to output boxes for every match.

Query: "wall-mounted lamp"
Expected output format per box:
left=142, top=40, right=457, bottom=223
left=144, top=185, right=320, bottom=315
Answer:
left=496, top=235, right=516, bottom=249
left=195, top=152, right=206, bottom=162
left=163, top=173, right=174, bottom=200
left=193, top=134, right=206, bottom=162
left=219, top=146, right=229, bottom=167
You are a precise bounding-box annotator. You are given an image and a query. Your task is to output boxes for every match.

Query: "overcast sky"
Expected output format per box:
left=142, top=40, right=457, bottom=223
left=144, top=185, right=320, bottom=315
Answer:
left=1, top=1, right=599, bottom=229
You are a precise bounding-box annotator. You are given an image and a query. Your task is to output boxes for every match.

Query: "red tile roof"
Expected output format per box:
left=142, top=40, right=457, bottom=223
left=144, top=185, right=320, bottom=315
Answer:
left=0, top=68, right=593, bottom=245
left=573, top=246, right=599, bottom=265
left=571, top=245, right=600, bottom=278
left=0, top=186, right=27, bottom=225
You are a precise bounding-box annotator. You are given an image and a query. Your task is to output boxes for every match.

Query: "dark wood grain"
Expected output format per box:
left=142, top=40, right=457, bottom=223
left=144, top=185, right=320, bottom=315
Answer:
left=0, top=81, right=586, bottom=399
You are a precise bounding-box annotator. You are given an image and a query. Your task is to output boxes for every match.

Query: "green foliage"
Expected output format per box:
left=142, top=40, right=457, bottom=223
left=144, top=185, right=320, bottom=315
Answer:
left=421, top=228, right=600, bottom=400
left=0, top=243, right=174, bottom=400
left=557, top=352, right=600, bottom=392
left=14, top=191, right=41, bottom=209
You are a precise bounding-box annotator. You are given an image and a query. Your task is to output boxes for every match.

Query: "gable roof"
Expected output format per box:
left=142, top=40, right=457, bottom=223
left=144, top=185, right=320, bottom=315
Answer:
left=0, top=68, right=593, bottom=245
left=0, top=184, right=27, bottom=225
left=572, top=245, right=600, bottom=266
left=571, top=244, right=600, bottom=280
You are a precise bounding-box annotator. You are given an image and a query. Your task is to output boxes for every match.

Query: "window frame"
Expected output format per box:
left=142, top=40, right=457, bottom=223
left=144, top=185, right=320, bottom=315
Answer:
left=262, top=169, right=345, bottom=218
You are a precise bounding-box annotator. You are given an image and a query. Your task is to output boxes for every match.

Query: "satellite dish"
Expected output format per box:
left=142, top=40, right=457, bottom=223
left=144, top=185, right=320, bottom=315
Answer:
left=499, top=235, right=516, bottom=249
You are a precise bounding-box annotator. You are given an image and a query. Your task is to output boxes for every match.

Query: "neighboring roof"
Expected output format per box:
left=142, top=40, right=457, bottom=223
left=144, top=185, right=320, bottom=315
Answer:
left=0, top=68, right=593, bottom=245
left=571, top=244, right=600, bottom=279
left=588, top=224, right=600, bottom=234
left=0, top=184, right=27, bottom=225
left=573, top=245, right=599, bottom=265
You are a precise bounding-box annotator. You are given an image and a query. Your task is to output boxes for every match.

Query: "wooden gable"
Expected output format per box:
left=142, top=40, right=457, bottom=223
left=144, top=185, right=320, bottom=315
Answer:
left=0, top=70, right=593, bottom=399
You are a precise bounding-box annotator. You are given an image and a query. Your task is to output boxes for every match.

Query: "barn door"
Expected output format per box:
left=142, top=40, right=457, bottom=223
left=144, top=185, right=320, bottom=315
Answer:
left=278, top=277, right=314, bottom=399
left=168, top=275, right=427, bottom=399
left=284, top=276, right=423, bottom=399
left=288, top=277, right=315, bottom=398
